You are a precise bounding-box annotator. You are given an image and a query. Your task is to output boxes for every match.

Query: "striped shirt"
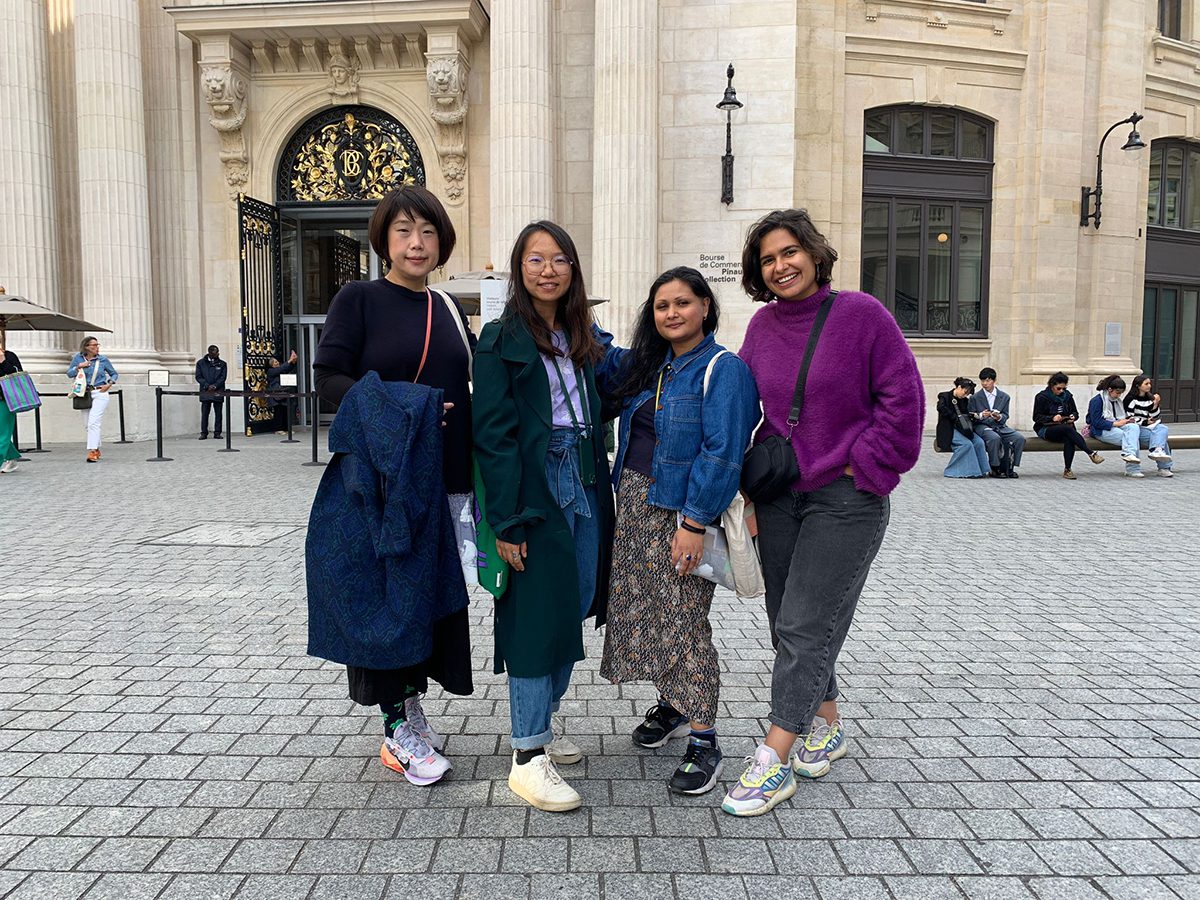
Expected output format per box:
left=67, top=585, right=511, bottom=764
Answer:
left=1126, top=395, right=1161, bottom=426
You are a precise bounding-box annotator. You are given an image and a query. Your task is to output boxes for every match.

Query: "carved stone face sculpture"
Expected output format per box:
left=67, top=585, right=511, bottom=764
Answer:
left=328, top=50, right=358, bottom=97
left=202, top=67, right=227, bottom=103
left=427, top=57, right=461, bottom=102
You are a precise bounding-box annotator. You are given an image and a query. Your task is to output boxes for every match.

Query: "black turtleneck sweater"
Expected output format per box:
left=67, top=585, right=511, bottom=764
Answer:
left=313, top=278, right=476, bottom=493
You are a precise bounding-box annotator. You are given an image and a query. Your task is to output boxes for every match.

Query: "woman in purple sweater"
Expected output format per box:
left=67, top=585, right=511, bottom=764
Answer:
left=722, top=209, right=925, bottom=817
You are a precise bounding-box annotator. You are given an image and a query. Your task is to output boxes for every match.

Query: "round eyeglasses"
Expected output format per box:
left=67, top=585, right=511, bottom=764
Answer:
left=522, top=254, right=573, bottom=275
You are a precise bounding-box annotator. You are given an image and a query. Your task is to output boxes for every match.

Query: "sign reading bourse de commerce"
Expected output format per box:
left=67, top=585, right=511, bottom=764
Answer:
left=695, top=253, right=741, bottom=286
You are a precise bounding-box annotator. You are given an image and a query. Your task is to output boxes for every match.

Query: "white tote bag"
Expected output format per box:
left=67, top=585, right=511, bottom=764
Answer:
left=688, top=350, right=765, bottom=599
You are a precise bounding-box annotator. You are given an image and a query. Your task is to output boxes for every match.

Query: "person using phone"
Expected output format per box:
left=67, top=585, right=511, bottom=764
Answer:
left=1087, top=375, right=1146, bottom=477
left=968, top=367, right=1025, bottom=478
left=1123, top=374, right=1173, bottom=477
left=1032, top=371, right=1102, bottom=479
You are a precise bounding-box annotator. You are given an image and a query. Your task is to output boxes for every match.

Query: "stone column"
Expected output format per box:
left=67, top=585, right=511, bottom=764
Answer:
left=592, top=1, right=658, bottom=340
left=0, top=0, right=61, bottom=356
left=140, top=0, right=195, bottom=365
left=489, top=0, right=554, bottom=268
left=74, top=0, right=157, bottom=364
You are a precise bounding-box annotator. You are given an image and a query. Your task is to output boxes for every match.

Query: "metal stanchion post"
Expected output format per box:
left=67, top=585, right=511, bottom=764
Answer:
left=280, top=395, right=299, bottom=443
left=27, top=404, right=49, bottom=453
left=218, top=392, right=238, bottom=452
left=146, top=387, right=172, bottom=461
left=302, top=391, right=325, bottom=467
left=115, top=389, right=132, bottom=443
left=12, top=416, right=29, bottom=461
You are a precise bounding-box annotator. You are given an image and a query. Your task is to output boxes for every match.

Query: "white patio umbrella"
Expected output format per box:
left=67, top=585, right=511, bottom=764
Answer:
left=0, top=290, right=111, bottom=345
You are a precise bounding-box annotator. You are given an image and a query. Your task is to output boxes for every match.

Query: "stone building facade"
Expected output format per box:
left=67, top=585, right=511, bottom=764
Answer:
left=2, top=0, right=1199, bottom=442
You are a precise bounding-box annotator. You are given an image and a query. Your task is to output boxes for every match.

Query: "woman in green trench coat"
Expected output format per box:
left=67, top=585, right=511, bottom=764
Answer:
left=473, top=220, right=614, bottom=812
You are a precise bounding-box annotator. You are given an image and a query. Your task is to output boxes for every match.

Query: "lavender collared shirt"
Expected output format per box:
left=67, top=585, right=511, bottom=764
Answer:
left=541, top=330, right=587, bottom=428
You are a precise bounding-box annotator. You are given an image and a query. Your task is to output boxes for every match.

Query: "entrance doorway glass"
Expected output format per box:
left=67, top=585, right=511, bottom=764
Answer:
left=281, top=210, right=381, bottom=424
left=1141, top=283, right=1200, bottom=422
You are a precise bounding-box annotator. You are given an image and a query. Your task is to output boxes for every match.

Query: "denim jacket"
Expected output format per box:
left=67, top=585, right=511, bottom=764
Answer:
left=67, top=354, right=118, bottom=387
left=594, top=329, right=760, bottom=526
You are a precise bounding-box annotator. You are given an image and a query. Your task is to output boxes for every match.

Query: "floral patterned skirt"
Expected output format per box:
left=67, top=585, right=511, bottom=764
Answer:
left=600, top=469, right=719, bottom=725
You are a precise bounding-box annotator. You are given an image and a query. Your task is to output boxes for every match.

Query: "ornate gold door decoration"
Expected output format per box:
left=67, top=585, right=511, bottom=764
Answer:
left=278, top=106, right=426, bottom=203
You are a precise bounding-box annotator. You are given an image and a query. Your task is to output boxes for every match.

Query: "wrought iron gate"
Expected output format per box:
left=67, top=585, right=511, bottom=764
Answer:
left=237, top=195, right=285, bottom=435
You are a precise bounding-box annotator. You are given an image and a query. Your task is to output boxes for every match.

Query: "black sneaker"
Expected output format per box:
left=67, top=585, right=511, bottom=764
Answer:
left=632, top=702, right=689, bottom=749
left=668, top=736, right=723, bottom=795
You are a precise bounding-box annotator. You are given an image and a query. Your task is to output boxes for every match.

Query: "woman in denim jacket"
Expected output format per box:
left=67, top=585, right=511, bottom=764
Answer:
left=67, top=336, right=119, bottom=463
left=595, top=266, right=759, bottom=796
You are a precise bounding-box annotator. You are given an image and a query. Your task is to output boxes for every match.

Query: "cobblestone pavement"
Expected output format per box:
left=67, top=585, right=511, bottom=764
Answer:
left=1, top=434, right=1199, bottom=900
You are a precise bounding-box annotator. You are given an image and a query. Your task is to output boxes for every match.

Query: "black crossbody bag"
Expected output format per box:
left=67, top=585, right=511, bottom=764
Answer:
left=740, top=290, right=837, bottom=503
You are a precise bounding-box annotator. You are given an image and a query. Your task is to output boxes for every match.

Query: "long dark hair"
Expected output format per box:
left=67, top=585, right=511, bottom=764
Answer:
left=502, top=221, right=601, bottom=367
left=1124, top=373, right=1151, bottom=408
left=614, top=267, right=721, bottom=400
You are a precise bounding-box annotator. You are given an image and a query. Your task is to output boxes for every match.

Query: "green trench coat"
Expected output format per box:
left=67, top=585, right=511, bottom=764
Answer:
left=473, top=319, right=614, bottom=678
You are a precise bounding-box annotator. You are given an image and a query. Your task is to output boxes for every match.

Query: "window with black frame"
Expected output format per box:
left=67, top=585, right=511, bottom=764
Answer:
left=861, top=106, right=994, bottom=337
left=1158, top=0, right=1182, bottom=39
left=1147, top=139, right=1200, bottom=231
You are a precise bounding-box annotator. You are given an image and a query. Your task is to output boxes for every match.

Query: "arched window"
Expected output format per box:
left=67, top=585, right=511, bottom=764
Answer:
left=860, top=106, right=994, bottom=336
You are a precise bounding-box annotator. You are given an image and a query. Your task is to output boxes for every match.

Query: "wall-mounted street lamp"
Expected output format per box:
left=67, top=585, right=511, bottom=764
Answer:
left=716, top=63, right=742, bottom=206
left=1080, top=112, right=1146, bottom=229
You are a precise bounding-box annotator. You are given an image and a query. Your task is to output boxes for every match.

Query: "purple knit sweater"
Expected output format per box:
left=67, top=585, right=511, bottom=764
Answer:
left=739, top=283, right=925, bottom=497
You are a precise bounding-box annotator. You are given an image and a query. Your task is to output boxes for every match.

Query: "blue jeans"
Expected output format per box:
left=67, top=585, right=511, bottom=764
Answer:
left=944, top=430, right=989, bottom=478
left=1140, top=424, right=1172, bottom=470
left=1099, top=423, right=1142, bottom=473
left=509, top=428, right=599, bottom=750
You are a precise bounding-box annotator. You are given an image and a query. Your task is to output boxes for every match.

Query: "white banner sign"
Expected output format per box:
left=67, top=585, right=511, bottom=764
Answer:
left=480, top=278, right=508, bottom=323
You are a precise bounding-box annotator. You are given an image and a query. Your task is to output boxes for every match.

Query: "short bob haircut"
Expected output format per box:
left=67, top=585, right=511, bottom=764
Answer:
left=368, top=185, right=456, bottom=268
left=740, top=208, right=839, bottom=303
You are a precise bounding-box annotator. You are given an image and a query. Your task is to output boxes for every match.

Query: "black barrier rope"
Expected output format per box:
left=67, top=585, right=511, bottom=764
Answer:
left=18, top=391, right=129, bottom=452
left=145, top=388, right=322, bottom=467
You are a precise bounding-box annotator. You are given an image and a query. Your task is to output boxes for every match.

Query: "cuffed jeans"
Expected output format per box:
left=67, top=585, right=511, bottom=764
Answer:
left=509, top=427, right=599, bottom=750
left=81, top=390, right=111, bottom=450
left=757, top=475, right=890, bottom=735
left=1099, top=423, right=1142, bottom=473
left=1140, top=424, right=1173, bottom=471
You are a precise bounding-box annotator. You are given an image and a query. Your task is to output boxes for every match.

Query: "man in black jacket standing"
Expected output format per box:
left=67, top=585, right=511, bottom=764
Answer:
left=195, top=345, right=227, bottom=439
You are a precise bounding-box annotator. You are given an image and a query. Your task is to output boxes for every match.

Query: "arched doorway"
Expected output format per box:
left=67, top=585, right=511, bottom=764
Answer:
left=238, top=105, right=425, bottom=432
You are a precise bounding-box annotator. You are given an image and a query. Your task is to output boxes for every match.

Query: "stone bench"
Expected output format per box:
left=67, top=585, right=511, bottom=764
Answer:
left=934, top=433, right=1200, bottom=453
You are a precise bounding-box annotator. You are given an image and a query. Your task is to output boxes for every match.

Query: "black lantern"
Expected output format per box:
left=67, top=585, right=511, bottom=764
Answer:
left=716, top=63, right=743, bottom=206
left=1080, top=112, right=1146, bottom=229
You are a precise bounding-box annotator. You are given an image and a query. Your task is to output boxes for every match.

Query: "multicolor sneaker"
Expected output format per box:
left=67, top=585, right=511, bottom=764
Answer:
left=721, top=745, right=796, bottom=816
left=380, top=720, right=452, bottom=786
left=633, top=702, right=690, bottom=749
left=546, top=714, right=582, bottom=766
left=404, top=694, right=444, bottom=752
left=668, top=736, right=723, bottom=795
left=793, top=719, right=847, bottom=779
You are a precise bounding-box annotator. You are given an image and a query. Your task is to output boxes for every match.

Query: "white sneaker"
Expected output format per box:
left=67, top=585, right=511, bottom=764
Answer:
left=1123, top=470, right=1145, bottom=478
left=1120, top=452, right=1141, bottom=463
left=404, top=694, right=444, bottom=752
left=0, top=460, right=16, bottom=474
left=508, top=752, right=582, bottom=812
left=1148, top=447, right=1172, bottom=461
left=380, top=721, right=451, bottom=786
left=1158, top=468, right=1174, bottom=478
left=546, top=715, right=582, bottom=765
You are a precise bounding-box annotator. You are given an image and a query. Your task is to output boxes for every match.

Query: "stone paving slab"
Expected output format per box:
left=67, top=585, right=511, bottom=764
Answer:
left=1, top=435, right=1199, bottom=898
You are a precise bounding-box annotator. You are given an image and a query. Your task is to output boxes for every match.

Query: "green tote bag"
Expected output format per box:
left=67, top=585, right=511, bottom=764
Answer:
left=472, top=457, right=510, bottom=599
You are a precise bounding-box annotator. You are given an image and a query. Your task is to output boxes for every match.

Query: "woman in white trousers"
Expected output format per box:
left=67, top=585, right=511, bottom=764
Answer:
left=67, top=336, right=119, bottom=463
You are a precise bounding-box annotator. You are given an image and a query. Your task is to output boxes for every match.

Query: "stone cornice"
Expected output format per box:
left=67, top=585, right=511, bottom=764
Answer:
left=861, top=0, right=1014, bottom=35
left=166, top=0, right=488, bottom=43
left=845, top=35, right=1027, bottom=74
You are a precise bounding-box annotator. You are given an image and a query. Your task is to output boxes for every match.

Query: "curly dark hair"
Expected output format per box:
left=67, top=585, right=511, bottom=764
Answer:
left=740, top=209, right=839, bottom=302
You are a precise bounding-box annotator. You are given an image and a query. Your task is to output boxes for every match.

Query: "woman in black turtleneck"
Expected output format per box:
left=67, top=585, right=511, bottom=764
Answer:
left=311, top=185, right=476, bottom=788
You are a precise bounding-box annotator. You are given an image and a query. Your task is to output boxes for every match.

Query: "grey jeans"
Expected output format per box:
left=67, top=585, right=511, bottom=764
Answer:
left=757, top=475, right=890, bottom=735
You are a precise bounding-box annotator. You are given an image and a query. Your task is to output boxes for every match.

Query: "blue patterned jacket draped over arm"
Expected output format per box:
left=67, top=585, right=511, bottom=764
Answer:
left=305, top=372, right=469, bottom=669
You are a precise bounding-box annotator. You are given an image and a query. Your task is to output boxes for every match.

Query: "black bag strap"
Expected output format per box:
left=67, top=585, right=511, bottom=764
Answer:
left=786, top=290, right=837, bottom=433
